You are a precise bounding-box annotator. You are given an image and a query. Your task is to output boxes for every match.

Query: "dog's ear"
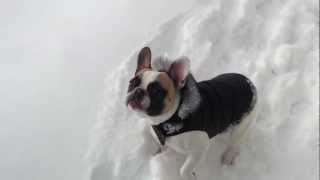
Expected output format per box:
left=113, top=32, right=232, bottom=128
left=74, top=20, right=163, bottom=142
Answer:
left=136, top=47, right=152, bottom=74
left=169, top=57, right=190, bottom=89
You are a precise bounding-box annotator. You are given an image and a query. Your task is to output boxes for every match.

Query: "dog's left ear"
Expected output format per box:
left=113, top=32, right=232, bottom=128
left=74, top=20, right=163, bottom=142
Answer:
left=169, top=57, right=190, bottom=89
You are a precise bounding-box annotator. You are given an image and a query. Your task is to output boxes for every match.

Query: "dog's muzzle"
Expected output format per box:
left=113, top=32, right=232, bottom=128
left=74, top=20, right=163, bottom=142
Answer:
left=126, top=88, right=150, bottom=110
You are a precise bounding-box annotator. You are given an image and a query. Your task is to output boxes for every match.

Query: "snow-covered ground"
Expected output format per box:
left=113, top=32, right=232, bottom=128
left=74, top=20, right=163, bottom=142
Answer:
left=87, top=0, right=319, bottom=180
left=0, top=0, right=194, bottom=180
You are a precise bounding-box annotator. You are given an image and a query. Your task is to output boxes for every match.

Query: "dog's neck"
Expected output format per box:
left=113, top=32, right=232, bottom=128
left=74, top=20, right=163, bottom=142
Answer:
left=148, top=92, right=181, bottom=125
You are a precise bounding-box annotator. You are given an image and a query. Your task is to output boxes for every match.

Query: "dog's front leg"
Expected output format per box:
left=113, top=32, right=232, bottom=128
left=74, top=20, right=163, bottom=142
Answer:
left=137, top=124, right=161, bottom=159
left=177, top=132, right=210, bottom=180
left=166, top=132, right=210, bottom=179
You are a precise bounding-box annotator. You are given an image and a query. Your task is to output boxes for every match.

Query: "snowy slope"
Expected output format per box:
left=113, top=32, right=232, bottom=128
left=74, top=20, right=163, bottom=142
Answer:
left=86, top=0, right=319, bottom=179
left=0, top=1, right=195, bottom=180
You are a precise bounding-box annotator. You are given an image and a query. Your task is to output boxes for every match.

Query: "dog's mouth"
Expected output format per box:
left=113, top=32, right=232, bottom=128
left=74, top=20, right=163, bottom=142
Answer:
left=127, top=99, right=141, bottom=109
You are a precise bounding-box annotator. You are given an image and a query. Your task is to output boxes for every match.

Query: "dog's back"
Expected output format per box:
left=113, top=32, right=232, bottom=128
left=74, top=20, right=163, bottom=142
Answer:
left=192, top=73, right=257, bottom=138
left=153, top=73, right=257, bottom=141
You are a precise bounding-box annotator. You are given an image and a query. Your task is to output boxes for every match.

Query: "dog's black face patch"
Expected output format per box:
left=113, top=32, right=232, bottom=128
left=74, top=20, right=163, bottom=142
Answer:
left=128, top=76, right=141, bottom=92
left=146, top=81, right=167, bottom=116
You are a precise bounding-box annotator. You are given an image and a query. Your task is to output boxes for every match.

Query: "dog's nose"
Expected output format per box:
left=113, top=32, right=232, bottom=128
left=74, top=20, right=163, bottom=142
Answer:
left=126, top=88, right=146, bottom=109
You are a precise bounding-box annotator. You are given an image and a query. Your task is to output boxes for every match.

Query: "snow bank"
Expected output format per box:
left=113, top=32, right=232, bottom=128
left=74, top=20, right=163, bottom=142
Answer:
left=86, top=0, right=319, bottom=179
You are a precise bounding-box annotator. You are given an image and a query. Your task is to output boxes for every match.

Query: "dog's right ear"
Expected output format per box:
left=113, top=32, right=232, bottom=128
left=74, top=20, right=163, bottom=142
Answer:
left=169, top=57, right=190, bottom=89
left=135, top=47, right=152, bottom=74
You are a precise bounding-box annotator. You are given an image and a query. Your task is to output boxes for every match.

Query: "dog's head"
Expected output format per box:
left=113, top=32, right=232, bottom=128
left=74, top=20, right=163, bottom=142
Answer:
left=126, top=47, right=190, bottom=123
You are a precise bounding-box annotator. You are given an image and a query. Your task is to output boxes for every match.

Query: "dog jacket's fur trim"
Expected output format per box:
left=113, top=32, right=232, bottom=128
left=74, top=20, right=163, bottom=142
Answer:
left=152, top=73, right=257, bottom=145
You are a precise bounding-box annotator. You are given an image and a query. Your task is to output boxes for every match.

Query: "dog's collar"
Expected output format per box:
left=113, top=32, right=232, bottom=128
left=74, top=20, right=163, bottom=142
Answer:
left=152, top=94, right=184, bottom=145
left=152, top=111, right=184, bottom=145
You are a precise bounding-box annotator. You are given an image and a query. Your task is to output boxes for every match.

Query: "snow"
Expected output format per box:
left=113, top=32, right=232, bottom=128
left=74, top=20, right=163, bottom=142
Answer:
left=87, top=0, right=319, bottom=180
left=0, top=0, right=195, bottom=180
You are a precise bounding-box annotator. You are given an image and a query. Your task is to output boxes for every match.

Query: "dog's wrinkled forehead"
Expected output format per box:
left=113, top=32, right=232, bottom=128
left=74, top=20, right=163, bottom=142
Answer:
left=128, top=70, right=166, bottom=91
left=128, top=75, right=141, bottom=92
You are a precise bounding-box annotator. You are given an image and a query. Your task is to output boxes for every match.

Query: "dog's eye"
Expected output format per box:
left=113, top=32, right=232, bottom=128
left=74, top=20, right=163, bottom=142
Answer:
left=147, top=82, right=166, bottom=97
left=128, top=76, right=141, bottom=92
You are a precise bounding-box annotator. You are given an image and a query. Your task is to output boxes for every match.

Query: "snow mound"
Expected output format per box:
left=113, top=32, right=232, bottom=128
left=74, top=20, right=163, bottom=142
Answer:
left=86, top=0, right=319, bottom=179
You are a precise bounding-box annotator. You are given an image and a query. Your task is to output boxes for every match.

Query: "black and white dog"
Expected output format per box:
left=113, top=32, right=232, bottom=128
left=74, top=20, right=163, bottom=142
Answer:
left=126, top=47, right=258, bottom=180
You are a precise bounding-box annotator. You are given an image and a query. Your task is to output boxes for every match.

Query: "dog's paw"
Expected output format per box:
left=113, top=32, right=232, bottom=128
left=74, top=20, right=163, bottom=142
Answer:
left=221, top=146, right=239, bottom=166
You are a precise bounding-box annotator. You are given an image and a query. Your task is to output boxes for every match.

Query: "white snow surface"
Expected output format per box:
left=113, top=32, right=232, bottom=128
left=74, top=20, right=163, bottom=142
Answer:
left=87, top=0, right=319, bottom=179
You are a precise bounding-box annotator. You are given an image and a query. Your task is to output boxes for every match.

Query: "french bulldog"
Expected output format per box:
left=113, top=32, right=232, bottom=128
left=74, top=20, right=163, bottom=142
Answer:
left=126, top=47, right=258, bottom=180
